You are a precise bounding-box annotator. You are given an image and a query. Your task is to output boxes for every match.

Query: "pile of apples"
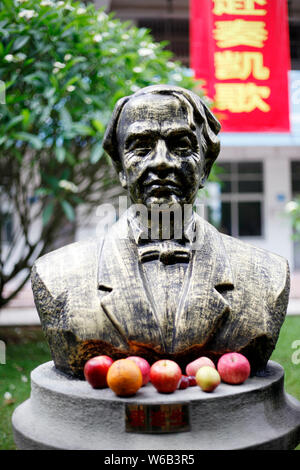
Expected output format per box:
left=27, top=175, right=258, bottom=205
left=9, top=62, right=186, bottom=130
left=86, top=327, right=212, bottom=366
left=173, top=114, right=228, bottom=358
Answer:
left=83, top=352, right=251, bottom=397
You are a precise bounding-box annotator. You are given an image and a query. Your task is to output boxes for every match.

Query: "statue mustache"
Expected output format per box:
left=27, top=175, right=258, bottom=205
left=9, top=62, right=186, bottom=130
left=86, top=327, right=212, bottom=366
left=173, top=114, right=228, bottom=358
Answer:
left=133, top=169, right=184, bottom=189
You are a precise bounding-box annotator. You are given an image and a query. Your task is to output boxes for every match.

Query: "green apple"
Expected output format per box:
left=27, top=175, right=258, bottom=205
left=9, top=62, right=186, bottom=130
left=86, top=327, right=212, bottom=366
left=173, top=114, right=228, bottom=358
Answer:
left=196, top=366, right=221, bottom=392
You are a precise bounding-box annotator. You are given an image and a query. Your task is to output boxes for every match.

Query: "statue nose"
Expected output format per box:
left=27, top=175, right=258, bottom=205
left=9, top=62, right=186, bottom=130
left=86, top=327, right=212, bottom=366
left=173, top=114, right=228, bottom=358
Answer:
left=152, top=140, right=173, bottom=170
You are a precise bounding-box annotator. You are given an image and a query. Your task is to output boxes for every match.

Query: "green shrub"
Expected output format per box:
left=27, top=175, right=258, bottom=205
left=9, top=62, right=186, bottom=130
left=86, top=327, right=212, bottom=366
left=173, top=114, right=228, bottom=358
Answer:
left=0, top=0, right=202, bottom=305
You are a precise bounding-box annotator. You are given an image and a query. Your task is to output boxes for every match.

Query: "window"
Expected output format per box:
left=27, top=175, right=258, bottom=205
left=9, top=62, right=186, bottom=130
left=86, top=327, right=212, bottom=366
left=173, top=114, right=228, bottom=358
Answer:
left=291, top=161, right=300, bottom=194
left=291, top=161, right=300, bottom=269
left=208, top=161, right=264, bottom=238
left=137, top=18, right=189, bottom=66
left=289, top=20, right=300, bottom=70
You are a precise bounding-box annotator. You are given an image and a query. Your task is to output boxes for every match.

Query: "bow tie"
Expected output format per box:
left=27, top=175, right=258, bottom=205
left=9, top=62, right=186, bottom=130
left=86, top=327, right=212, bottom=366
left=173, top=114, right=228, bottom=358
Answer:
left=138, top=241, right=191, bottom=265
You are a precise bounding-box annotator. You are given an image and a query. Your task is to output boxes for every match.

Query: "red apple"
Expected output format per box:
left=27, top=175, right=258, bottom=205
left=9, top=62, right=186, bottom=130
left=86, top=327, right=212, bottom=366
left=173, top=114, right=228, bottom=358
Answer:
left=127, top=356, right=151, bottom=386
left=187, top=376, right=197, bottom=387
left=217, top=352, right=251, bottom=385
left=178, top=375, right=190, bottom=390
left=84, top=355, right=114, bottom=389
left=150, top=359, right=182, bottom=393
left=185, top=356, right=215, bottom=376
left=196, top=366, right=221, bottom=392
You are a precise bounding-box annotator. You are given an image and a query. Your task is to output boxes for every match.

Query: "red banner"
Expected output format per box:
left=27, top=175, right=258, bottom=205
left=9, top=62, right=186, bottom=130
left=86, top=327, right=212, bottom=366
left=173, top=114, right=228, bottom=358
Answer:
left=190, top=0, right=291, bottom=132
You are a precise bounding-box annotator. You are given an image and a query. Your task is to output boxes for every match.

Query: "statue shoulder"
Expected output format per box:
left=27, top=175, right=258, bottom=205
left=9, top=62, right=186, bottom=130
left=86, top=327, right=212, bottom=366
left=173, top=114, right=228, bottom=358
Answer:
left=199, top=217, right=289, bottom=290
left=220, top=231, right=290, bottom=296
left=31, top=238, right=103, bottom=294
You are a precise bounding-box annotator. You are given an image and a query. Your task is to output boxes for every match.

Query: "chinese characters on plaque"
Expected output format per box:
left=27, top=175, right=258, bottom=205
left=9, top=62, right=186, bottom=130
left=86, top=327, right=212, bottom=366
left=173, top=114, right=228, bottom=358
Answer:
left=125, top=404, right=190, bottom=433
left=190, top=0, right=291, bottom=132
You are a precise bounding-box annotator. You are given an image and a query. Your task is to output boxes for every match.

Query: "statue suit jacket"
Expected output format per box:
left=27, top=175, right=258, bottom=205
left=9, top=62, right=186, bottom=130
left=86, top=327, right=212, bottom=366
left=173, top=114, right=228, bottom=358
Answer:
left=31, top=212, right=290, bottom=378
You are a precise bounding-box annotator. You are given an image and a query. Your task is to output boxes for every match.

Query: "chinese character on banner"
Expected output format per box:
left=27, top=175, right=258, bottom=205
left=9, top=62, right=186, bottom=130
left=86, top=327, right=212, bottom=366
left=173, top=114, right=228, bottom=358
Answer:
left=190, top=0, right=291, bottom=132
left=213, top=0, right=267, bottom=16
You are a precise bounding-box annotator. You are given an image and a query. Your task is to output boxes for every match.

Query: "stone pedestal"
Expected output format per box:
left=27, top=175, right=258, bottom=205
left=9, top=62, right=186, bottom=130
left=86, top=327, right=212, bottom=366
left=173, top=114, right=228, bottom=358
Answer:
left=12, top=360, right=300, bottom=450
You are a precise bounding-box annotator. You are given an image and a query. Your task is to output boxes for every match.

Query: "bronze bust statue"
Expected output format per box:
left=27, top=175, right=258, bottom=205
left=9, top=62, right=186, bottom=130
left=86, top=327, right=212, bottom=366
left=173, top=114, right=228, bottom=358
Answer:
left=31, top=85, right=290, bottom=378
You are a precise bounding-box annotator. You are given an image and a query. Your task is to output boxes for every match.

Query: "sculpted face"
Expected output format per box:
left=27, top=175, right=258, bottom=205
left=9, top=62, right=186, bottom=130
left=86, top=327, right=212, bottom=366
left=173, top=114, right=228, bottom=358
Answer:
left=116, top=93, right=206, bottom=208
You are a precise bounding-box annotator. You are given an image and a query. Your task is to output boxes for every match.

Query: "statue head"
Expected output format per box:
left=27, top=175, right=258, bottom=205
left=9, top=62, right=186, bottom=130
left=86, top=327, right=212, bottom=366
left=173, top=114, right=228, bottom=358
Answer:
left=103, top=85, right=221, bottom=207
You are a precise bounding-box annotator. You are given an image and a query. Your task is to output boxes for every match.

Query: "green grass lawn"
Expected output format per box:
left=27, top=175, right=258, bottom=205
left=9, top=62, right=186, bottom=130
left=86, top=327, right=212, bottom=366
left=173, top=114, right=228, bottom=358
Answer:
left=0, top=316, right=300, bottom=450
left=270, top=315, right=300, bottom=403
left=0, top=326, right=51, bottom=450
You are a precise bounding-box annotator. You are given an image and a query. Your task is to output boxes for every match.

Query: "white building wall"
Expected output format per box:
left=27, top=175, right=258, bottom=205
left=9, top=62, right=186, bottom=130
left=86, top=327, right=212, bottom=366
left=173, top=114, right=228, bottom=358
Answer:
left=264, top=148, right=293, bottom=265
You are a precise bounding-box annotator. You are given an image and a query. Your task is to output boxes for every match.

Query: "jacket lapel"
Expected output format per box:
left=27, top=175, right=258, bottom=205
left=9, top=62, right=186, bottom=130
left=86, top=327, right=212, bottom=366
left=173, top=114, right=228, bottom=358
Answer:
left=98, top=213, right=234, bottom=354
left=173, top=217, right=234, bottom=350
left=98, top=223, right=166, bottom=350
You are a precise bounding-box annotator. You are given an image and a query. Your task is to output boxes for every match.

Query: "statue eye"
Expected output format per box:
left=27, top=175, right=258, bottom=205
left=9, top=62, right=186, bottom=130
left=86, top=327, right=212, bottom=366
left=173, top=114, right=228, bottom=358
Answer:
left=134, top=147, right=152, bottom=157
left=178, top=137, right=192, bottom=148
left=170, top=136, right=193, bottom=155
left=129, top=138, right=153, bottom=157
